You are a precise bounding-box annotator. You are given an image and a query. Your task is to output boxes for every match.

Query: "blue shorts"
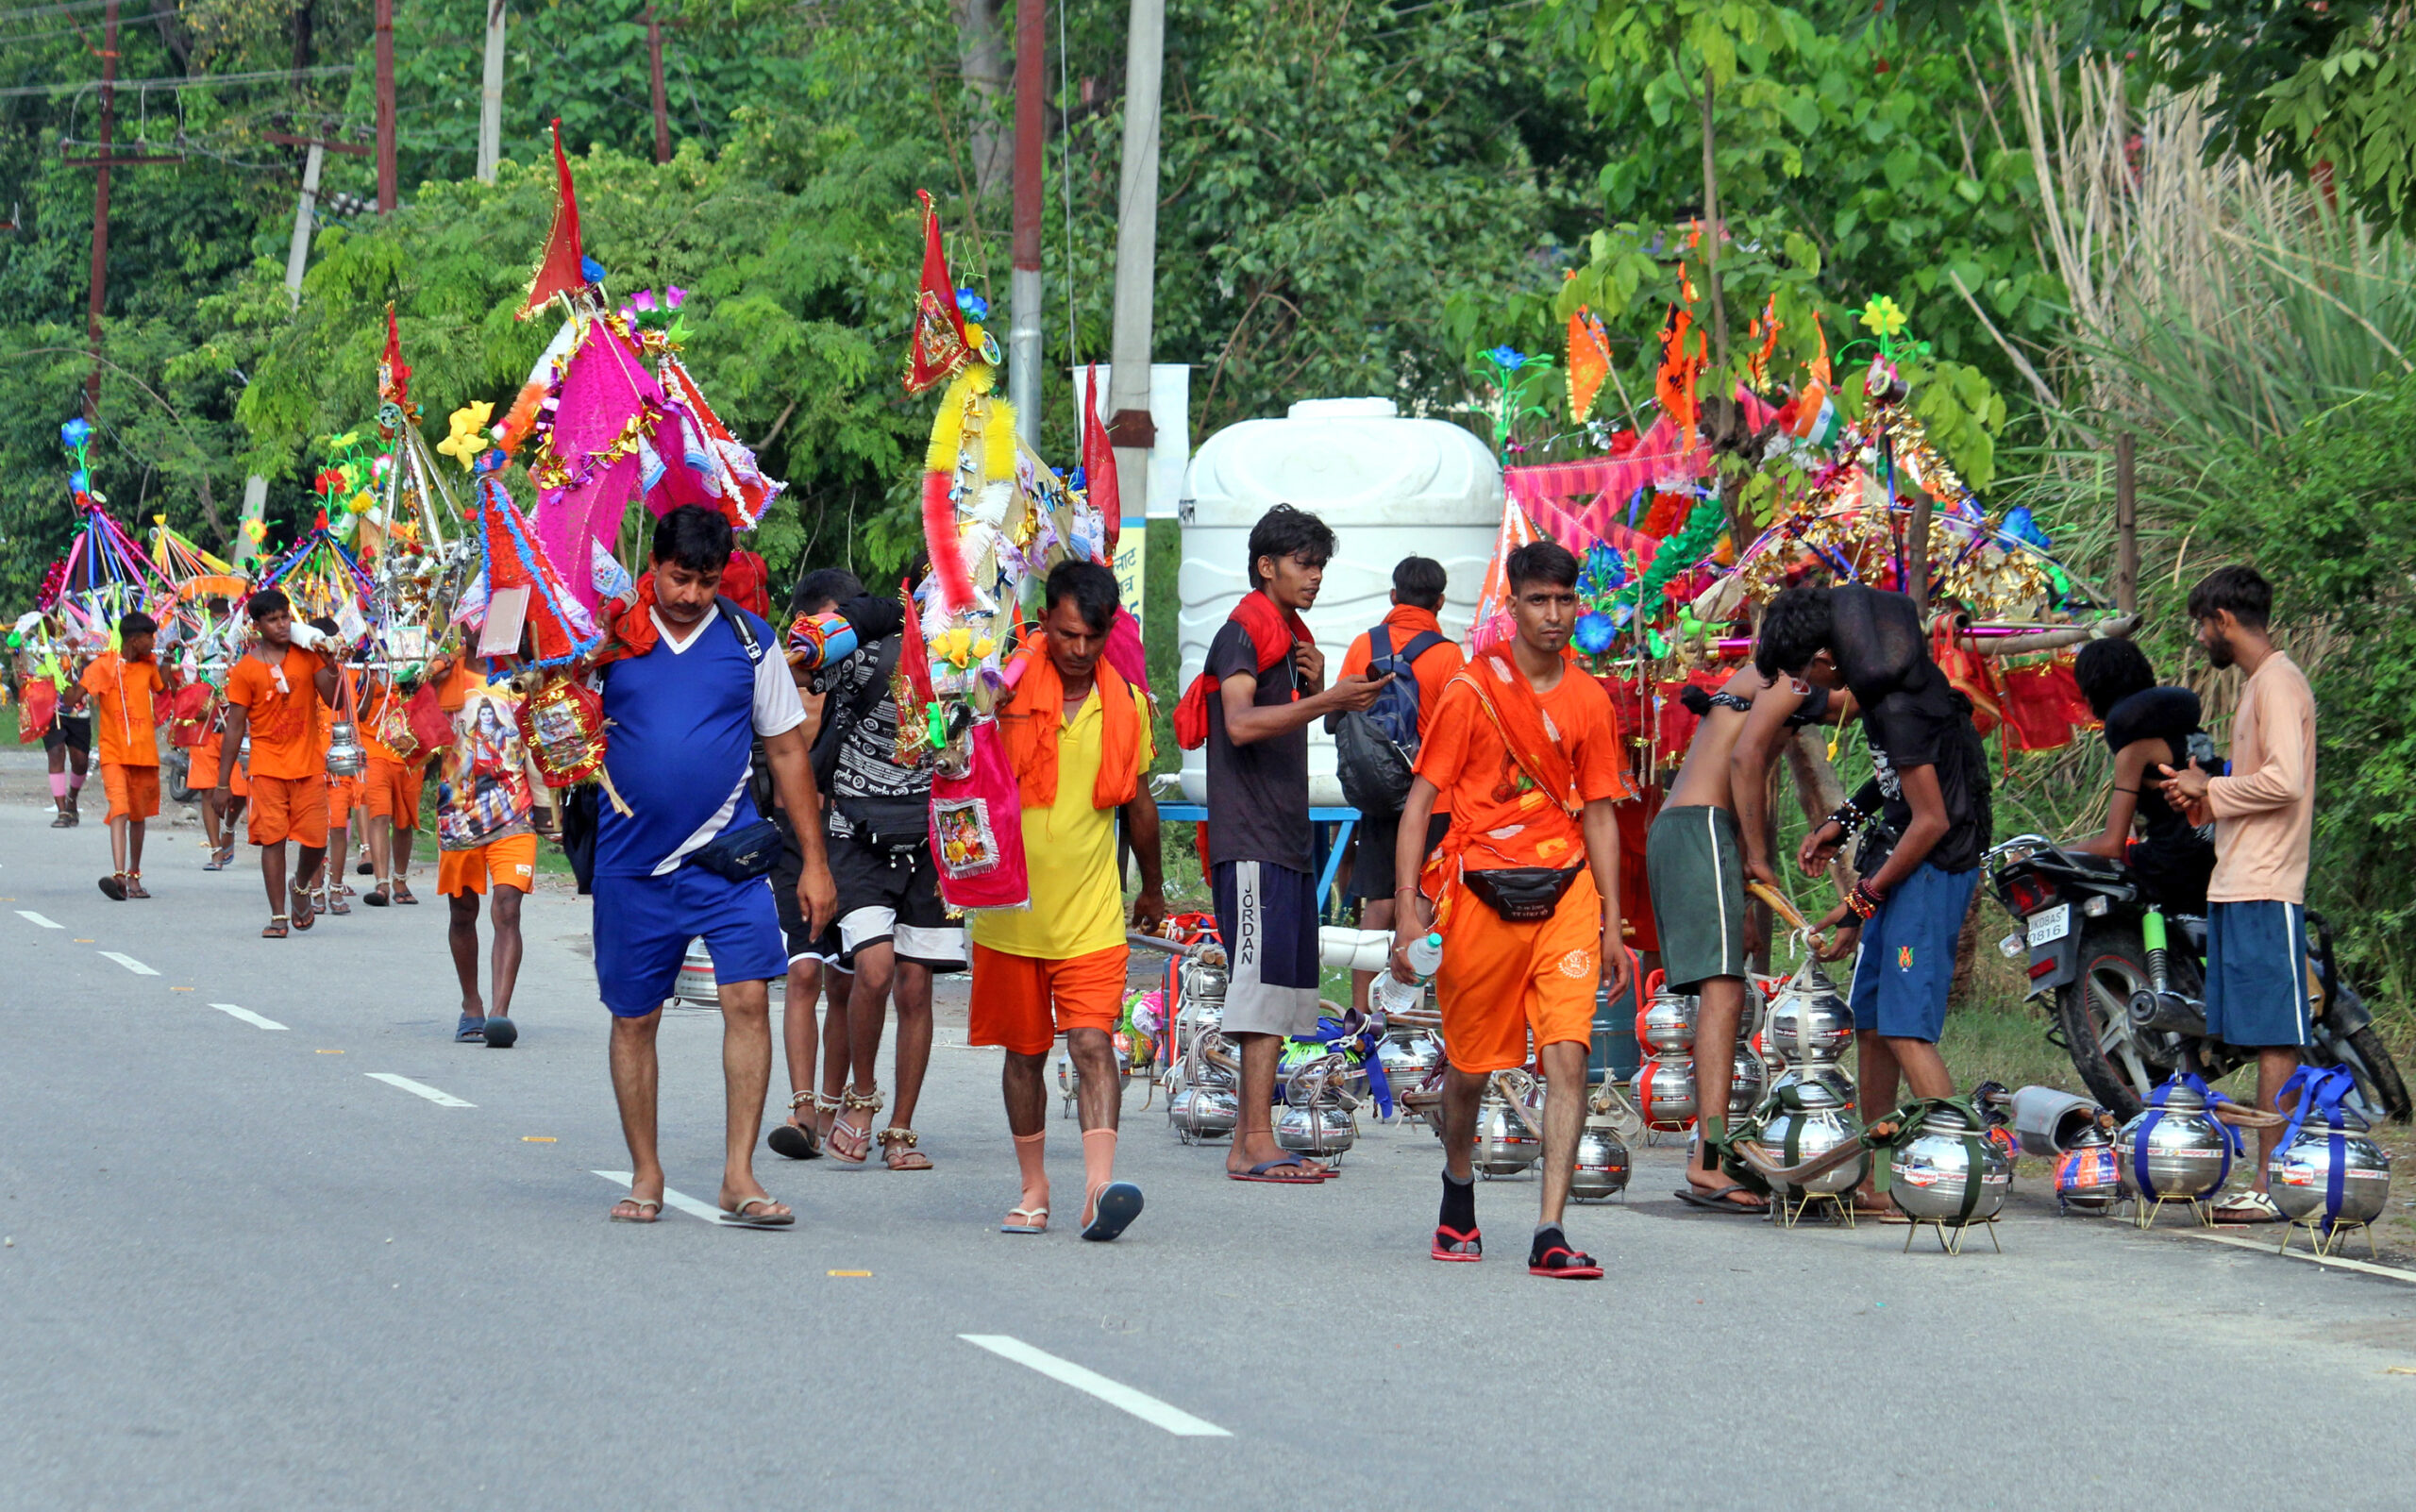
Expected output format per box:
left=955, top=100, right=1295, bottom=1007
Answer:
left=2206, top=899, right=2310, bottom=1049
left=594, top=865, right=789, bottom=1017
left=1847, top=865, right=1980, bottom=1044
left=1211, top=859, right=1321, bottom=1038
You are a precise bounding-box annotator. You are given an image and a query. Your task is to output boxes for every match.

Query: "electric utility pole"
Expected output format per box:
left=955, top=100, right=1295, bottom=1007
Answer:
left=375, top=0, right=397, bottom=211
left=1105, top=0, right=1164, bottom=512
left=1007, top=0, right=1045, bottom=447
left=80, top=0, right=120, bottom=419
left=477, top=0, right=506, bottom=183
left=646, top=8, right=670, bottom=163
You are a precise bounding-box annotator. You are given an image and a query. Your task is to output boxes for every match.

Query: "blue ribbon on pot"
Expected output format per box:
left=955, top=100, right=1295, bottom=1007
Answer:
left=2130, top=1070, right=2240, bottom=1201
left=2273, top=1064, right=2359, bottom=1232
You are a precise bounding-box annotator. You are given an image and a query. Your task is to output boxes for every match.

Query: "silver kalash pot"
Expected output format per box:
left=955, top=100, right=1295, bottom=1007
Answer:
left=1754, top=1082, right=1869, bottom=1199
left=1762, top=968, right=1854, bottom=1063
left=1474, top=1072, right=1544, bottom=1177
left=1633, top=1055, right=1699, bottom=1130
left=324, top=719, right=367, bottom=777
left=1375, top=1029, right=1445, bottom=1097
left=1276, top=1103, right=1356, bottom=1160
left=2116, top=1080, right=2237, bottom=1207
left=1186, top=1029, right=1240, bottom=1089
left=1765, top=1060, right=1856, bottom=1110
left=1888, top=1102, right=2013, bottom=1226
left=1637, top=989, right=1698, bottom=1055
left=1174, top=959, right=1228, bottom=1058
left=1167, top=1084, right=1239, bottom=1143
left=1571, top=1116, right=1632, bottom=1201
left=1724, top=1048, right=1768, bottom=1116
left=673, top=939, right=719, bottom=1008
left=2270, top=1117, right=2392, bottom=1231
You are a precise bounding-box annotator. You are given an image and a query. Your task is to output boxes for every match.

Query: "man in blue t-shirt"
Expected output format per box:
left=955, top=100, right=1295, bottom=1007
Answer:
left=592, top=506, right=839, bottom=1229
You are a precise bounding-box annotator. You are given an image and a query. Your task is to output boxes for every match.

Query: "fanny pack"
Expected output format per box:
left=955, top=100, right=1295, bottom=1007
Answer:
left=1461, top=865, right=1584, bottom=923
left=686, top=817, right=783, bottom=882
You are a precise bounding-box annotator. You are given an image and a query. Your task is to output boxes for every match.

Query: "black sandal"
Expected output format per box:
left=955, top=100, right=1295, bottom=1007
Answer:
left=1672, top=1183, right=1769, bottom=1215
left=766, top=1092, right=824, bottom=1161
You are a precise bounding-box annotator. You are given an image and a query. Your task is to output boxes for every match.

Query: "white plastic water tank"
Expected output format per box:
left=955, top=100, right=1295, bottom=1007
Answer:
left=1179, top=397, right=1502, bottom=806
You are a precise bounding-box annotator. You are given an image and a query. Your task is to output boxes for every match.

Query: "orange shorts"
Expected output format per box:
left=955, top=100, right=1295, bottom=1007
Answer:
left=188, top=737, right=222, bottom=791
left=1434, top=869, right=1602, bottom=1074
left=364, top=755, right=426, bottom=832
left=326, top=771, right=363, bottom=830
left=967, top=942, right=1129, bottom=1056
left=437, top=832, right=539, bottom=896
left=247, top=773, right=328, bottom=848
left=101, top=762, right=159, bottom=822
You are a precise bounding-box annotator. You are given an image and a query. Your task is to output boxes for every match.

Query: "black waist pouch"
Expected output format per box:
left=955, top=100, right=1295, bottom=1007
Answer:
left=1462, top=865, right=1584, bottom=923
left=688, top=817, right=783, bottom=882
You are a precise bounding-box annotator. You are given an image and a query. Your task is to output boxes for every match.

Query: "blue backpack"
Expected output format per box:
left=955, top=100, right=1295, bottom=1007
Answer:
left=1334, top=625, right=1446, bottom=817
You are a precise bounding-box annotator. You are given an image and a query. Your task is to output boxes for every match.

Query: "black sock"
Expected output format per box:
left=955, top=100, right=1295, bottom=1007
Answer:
left=1530, top=1222, right=1567, bottom=1259
left=1439, top=1171, right=1476, bottom=1233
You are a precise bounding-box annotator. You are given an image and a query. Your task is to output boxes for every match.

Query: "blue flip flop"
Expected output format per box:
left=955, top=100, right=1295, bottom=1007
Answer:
left=1081, top=1182, right=1143, bottom=1242
left=455, top=1014, right=487, bottom=1043
left=1228, top=1157, right=1321, bottom=1184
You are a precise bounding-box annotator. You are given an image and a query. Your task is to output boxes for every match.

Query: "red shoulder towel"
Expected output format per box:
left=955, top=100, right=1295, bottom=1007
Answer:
left=999, top=648, right=1142, bottom=810
left=592, top=574, right=662, bottom=666
left=1173, top=592, right=1310, bottom=750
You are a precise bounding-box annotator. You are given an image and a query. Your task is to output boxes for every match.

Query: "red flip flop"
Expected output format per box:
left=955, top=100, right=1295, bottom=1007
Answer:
left=1432, top=1224, right=1483, bottom=1262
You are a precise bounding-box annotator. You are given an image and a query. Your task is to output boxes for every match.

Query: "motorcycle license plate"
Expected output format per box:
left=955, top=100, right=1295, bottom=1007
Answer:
left=2026, top=903, right=2072, bottom=947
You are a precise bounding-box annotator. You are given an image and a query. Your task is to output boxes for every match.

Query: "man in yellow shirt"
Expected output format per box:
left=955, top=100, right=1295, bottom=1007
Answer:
left=970, top=561, right=1166, bottom=1241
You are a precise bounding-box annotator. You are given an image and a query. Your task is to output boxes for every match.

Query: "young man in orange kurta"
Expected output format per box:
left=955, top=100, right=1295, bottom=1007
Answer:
left=83, top=611, right=168, bottom=900
left=1389, top=540, right=1635, bottom=1279
left=214, top=589, right=339, bottom=937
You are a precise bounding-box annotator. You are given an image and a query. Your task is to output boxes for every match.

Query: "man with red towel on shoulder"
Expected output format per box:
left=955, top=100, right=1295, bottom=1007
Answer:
left=1186, top=504, right=1393, bottom=1184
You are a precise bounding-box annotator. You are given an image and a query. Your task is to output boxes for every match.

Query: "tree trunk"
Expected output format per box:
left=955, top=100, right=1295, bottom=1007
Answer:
left=150, top=0, right=191, bottom=71
left=1699, top=69, right=1729, bottom=369
left=291, top=0, right=313, bottom=80
left=1782, top=727, right=1857, bottom=900
left=951, top=0, right=1013, bottom=199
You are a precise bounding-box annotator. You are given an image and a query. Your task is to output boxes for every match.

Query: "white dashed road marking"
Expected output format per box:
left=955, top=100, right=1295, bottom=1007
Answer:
left=592, top=1170, right=741, bottom=1225
left=364, top=1073, right=475, bottom=1108
left=958, top=1336, right=1233, bottom=1436
left=208, top=1002, right=289, bottom=1031
left=98, top=951, right=157, bottom=976
left=16, top=911, right=61, bottom=929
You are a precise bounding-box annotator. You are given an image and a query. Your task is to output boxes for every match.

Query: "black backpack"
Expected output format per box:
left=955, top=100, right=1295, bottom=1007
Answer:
left=1334, top=625, right=1445, bottom=818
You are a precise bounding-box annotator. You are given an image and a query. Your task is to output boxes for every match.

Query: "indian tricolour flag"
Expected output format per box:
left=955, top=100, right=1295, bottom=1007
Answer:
left=1783, top=378, right=1842, bottom=448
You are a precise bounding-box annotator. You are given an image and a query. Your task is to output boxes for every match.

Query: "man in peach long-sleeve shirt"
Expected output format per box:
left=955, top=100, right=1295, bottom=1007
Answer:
left=2162, top=565, right=2314, bottom=1222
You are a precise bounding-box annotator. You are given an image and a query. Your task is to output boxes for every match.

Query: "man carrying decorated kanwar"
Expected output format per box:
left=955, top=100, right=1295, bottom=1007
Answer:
left=430, top=651, right=546, bottom=1049
left=359, top=669, right=428, bottom=907
left=1389, top=540, right=1635, bottom=1279
left=972, top=560, right=1166, bottom=1240
left=83, top=609, right=168, bottom=901
left=213, top=588, right=339, bottom=938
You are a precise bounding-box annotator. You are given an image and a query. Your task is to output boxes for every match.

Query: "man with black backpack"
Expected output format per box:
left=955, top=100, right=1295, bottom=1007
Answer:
left=1330, top=556, right=1463, bottom=1014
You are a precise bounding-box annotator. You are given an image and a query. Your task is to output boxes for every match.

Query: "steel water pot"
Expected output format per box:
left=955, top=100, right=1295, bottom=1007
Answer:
left=2115, top=1077, right=2238, bottom=1205
left=2270, top=1120, right=2392, bottom=1231
left=1888, top=1101, right=2013, bottom=1226
left=1474, top=1076, right=1543, bottom=1177
left=1763, top=976, right=1854, bottom=1064
left=1636, top=991, right=1698, bottom=1055
left=1634, top=1055, right=1699, bottom=1130
left=1765, top=1061, right=1856, bottom=1113
left=1375, top=1029, right=1444, bottom=1096
left=324, top=720, right=367, bottom=777
left=673, top=938, right=718, bottom=1007
left=1753, top=1081, right=1869, bottom=1198
left=1571, top=1116, right=1631, bottom=1201
left=1276, top=1102, right=1356, bottom=1160
left=1169, top=1084, right=1239, bottom=1143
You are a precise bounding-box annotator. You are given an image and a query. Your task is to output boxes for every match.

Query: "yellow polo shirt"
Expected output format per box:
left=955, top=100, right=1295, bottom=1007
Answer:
left=969, top=683, right=1155, bottom=961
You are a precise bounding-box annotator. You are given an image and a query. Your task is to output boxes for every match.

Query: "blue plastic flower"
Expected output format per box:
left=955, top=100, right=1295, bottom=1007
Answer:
left=1485, top=344, right=1527, bottom=371
left=70, top=468, right=89, bottom=494
left=579, top=255, right=607, bottom=284
left=1573, top=611, right=1616, bottom=655
left=955, top=288, right=989, bottom=323
left=1582, top=542, right=1625, bottom=594
left=2000, top=505, right=2052, bottom=552
left=59, top=417, right=91, bottom=448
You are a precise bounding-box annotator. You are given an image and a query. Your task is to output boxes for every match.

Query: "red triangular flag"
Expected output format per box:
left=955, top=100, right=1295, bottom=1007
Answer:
left=896, top=579, right=934, bottom=704
left=379, top=304, right=411, bottom=406
left=1082, top=363, right=1120, bottom=560
left=518, top=121, right=588, bottom=321
left=904, top=190, right=972, bottom=395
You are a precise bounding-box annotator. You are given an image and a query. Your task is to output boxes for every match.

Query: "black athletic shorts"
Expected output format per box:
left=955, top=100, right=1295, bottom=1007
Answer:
left=826, top=824, right=965, bottom=971
left=1349, top=811, right=1450, bottom=903
left=770, top=808, right=847, bottom=966
left=42, top=714, right=91, bottom=755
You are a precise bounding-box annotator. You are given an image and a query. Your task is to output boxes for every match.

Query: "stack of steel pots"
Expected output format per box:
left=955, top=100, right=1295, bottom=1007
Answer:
left=1753, top=1079, right=1870, bottom=1204
left=1275, top=1050, right=1360, bottom=1163
left=1632, top=983, right=1700, bottom=1132
left=1168, top=1028, right=1242, bottom=1143
left=1760, top=962, right=1855, bottom=1111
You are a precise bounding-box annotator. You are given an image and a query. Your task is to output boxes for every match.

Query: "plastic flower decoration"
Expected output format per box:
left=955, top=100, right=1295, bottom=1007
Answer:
left=438, top=402, right=495, bottom=471
left=59, top=417, right=92, bottom=450
left=1579, top=542, right=1625, bottom=597
left=1485, top=344, right=1527, bottom=370
left=346, top=489, right=375, bottom=516
left=243, top=517, right=268, bottom=544
left=955, top=288, right=990, bottom=324
left=579, top=255, right=607, bottom=285
left=1857, top=295, right=1907, bottom=341
left=1572, top=611, right=1617, bottom=656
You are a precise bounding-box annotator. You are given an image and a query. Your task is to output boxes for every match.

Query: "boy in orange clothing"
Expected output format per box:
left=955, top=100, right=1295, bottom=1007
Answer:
left=1389, top=541, right=1635, bottom=1279
left=214, top=589, right=339, bottom=937
left=83, top=610, right=167, bottom=900
left=308, top=619, right=364, bottom=916
left=430, top=653, right=545, bottom=1047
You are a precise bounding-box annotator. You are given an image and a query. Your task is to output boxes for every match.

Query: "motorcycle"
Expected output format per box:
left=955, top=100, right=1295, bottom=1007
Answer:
left=1983, top=834, right=2409, bottom=1124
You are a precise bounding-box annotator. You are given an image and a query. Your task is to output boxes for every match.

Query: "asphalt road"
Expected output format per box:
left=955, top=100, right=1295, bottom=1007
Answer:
left=5, top=775, right=2416, bottom=1510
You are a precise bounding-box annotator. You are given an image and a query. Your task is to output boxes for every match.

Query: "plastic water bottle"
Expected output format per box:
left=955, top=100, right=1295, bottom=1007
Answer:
left=1370, top=933, right=1443, bottom=1016
left=1405, top=932, right=1444, bottom=977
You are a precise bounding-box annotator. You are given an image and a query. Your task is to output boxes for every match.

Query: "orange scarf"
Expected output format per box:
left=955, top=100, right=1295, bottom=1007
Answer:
left=1000, top=648, right=1141, bottom=811
left=1460, top=648, right=1582, bottom=815
left=594, top=574, right=664, bottom=665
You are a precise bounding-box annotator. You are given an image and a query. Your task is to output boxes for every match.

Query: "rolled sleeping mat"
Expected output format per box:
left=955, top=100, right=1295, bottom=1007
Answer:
left=1317, top=927, right=1394, bottom=974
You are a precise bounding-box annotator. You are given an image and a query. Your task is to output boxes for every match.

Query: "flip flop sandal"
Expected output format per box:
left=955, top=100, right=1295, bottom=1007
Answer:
left=202, top=852, right=228, bottom=871
left=356, top=860, right=375, bottom=876
left=1529, top=1244, right=1604, bottom=1280
left=124, top=874, right=149, bottom=899
left=610, top=1197, right=663, bottom=1223
left=50, top=813, right=74, bottom=829
left=1432, top=1224, right=1484, bottom=1262
left=878, top=1128, right=933, bottom=1170
left=326, top=893, right=351, bottom=916
left=97, top=874, right=127, bottom=901
left=2212, top=1190, right=2285, bottom=1224
left=1001, top=1205, right=1049, bottom=1235
left=1673, top=1184, right=1770, bottom=1216
left=261, top=914, right=290, bottom=939
left=393, top=882, right=419, bottom=905
left=482, top=1016, right=517, bottom=1049
left=1081, top=1182, right=1144, bottom=1242
left=1228, top=1157, right=1322, bottom=1184
left=455, top=1015, right=487, bottom=1043
left=828, top=1085, right=881, bottom=1166
left=290, top=887, right=316, bottom=931
left=767, top=1092, right=824, bottom=1161
left=362, top=885, right=391, bottom=907
left=720, top=1196, right=795, bottom=1229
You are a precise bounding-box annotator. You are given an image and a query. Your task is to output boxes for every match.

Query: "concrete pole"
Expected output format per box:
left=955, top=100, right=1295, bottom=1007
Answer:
left=1008, top=0, right=1046, bottom=448
left=82, top=0, right=120, bottom=418
left=1105, top=0, right=1164, bottom=512
left=477, top=0, right=506, bottom=184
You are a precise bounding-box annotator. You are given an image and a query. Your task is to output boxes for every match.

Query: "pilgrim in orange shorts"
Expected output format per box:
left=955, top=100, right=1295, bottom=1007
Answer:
left=437, top=832, right=539, bottom=895
left=966, top=944, right=1128, bottom=1054
left=1413, top=654, right=1634, bottom=1076
left=363, top=753, right=425, bottom=829
left=226, top=641, right=330, bottom=848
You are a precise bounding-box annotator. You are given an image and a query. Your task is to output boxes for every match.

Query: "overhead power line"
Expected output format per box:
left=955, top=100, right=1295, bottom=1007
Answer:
left=0, top=62, right=354, bottom=99
left=0, top=0, right=114, bottom=23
